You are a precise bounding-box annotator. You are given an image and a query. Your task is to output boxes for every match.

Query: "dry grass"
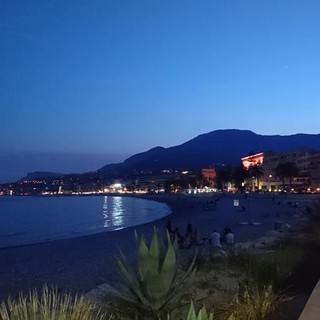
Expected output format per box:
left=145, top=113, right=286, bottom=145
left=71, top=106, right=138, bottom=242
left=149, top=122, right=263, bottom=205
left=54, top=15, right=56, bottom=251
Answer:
left=218, top=283, right=289, bottom=320
left=0, top=285, right=107, bottom=320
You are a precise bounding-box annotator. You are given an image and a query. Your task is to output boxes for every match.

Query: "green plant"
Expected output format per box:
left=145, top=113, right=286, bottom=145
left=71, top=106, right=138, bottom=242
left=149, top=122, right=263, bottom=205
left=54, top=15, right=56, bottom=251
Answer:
left=115, top=228, right=197, bottom=315
left=225, top=283, right=285, bottom=320
left=0, top=285, right=106, bottom=320
left=229, top=247, right=302, bottom=288
left=186, top=301, right=214, bottom=320
left=165, top=301, right=235, bottom=320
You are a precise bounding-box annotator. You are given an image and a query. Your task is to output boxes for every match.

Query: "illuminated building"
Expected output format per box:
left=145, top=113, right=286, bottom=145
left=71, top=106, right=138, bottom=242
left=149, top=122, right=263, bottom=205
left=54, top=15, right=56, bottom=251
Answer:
left=241, top=149, right=320, bottom=191
left=201, top=168, right=217, bottom=186
left=241, top=152, right=264, bottom=170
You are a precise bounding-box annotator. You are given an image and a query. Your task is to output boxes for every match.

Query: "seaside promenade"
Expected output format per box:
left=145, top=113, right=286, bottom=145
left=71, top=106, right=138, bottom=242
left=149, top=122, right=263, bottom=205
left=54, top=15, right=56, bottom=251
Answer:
left=0, top=193, right=318, bottom=317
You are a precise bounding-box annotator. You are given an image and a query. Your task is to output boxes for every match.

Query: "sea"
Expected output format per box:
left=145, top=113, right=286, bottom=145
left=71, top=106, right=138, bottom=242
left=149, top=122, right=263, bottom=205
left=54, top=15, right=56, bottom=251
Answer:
left=0, top=195, right=171, bottom=248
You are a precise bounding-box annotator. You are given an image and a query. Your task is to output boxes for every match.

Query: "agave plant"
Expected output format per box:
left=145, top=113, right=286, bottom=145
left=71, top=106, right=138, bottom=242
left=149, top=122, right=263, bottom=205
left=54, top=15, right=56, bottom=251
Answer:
left=186, top=301, right=236, bottom=320
left=0, top=285, right=105, bottom=320
left=115, top=228, right=197, bottom=314
left=186, top=301, right=214, bottom=320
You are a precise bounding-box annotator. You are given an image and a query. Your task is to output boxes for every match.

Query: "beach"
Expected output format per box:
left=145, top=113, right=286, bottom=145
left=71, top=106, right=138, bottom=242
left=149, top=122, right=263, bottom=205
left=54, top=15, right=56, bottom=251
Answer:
left=0, top=193, right=317, bottom=302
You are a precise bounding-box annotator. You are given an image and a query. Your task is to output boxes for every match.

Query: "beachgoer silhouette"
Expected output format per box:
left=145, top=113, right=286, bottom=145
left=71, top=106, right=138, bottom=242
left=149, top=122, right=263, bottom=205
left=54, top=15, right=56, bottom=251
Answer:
left=186, top=220, right=193, bottom=235
left=221, top=226, right=232, bottom=243
left=174, top=227, right=184, bottom=246
left=210, top=230, right=221, bottom=247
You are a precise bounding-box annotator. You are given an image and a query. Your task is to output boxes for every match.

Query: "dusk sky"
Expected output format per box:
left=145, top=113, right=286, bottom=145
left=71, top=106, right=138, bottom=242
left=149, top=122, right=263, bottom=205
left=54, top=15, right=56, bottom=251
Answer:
left=1, top=0, right=320, bottom=182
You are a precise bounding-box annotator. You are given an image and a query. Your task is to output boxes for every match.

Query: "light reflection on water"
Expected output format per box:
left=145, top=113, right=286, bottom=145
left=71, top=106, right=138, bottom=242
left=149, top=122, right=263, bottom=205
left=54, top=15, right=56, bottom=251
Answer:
left=0, top=196, right=170, bottom=248
left=103, top=196, right=124, bottom=229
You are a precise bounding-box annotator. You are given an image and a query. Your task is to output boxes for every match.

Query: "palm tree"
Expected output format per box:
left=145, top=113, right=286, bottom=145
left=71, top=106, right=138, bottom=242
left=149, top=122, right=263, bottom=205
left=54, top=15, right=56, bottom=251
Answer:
left=249, top=164, right=264, bottom=191
left=275, top=161, right=299, bottom=190
left=233, top=164, right=249, bottom=191
left=216, top=166, right=233, bottom=190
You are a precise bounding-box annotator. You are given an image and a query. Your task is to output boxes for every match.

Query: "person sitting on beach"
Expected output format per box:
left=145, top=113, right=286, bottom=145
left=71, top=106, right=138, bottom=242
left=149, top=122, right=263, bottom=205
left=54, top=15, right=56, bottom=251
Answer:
left=199, top=237, right=209, bottom=246
left=183, top=233, right=192, bottom=249
left=209, top=230, right=221, bottom=248
left=221, top=226, right=231, bottom=241
left=220, top=226, right=234, bottom=245
left=225, top=231, right=234, bottom=245
left=173, top=227, right=184, bottom=247
left=192, top=229, right=198, bottom=245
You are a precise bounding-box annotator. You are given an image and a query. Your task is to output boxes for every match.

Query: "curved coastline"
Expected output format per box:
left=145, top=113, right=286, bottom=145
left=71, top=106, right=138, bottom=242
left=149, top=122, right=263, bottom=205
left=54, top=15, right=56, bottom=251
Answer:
left=0, top=195, right=172, bottom=249
left=0, top=193, right=317, bottom=303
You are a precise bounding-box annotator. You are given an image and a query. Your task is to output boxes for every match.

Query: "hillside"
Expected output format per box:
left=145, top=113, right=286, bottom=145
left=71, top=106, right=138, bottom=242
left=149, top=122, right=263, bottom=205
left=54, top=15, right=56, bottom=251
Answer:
left=98, top=129, right=320, bottom=176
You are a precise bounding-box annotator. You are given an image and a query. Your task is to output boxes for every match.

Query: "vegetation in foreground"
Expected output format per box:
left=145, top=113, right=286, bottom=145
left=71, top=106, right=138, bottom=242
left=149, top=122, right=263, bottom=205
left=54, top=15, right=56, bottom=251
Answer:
left=114, top=228, right=197, bottom=318
left=0, top=285, right=105, bottom=320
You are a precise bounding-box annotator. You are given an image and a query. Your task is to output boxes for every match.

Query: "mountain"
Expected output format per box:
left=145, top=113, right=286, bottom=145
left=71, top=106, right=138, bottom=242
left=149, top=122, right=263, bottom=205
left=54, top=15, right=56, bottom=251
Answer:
left=20, top=171, right=65, bottom=181
left=98, top=129, right=320, bottom=176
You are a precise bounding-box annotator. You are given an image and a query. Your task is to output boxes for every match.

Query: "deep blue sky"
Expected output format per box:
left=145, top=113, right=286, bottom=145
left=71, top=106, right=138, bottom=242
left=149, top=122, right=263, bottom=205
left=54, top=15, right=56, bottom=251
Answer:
left=1, top=0, right=320, bottom=182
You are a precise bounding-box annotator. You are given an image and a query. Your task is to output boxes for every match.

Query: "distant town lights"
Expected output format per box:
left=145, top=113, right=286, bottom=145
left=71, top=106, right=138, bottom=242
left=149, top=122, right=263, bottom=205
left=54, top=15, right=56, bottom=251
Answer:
left=111, top=183, right=122, bottom=188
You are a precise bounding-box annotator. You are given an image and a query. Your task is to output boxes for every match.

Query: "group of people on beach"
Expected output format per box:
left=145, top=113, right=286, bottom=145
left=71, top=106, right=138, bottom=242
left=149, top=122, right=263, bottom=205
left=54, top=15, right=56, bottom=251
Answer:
left=166, top=220, right=198, bottom=249
left=207, top=226, right=234, bottom=247
left=203, top=198, right=220, bottom=211
left=166, top=220, right=234, bottom=249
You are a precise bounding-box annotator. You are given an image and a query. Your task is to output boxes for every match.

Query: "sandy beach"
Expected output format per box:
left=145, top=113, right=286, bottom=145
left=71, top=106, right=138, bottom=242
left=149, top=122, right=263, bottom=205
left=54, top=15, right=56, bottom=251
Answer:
left=0, top=193, right=318, bottom=302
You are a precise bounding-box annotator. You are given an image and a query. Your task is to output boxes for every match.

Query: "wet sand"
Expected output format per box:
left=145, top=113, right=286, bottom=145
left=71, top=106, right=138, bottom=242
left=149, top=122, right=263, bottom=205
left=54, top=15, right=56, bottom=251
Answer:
left=0, top=193, right=317, bottom=301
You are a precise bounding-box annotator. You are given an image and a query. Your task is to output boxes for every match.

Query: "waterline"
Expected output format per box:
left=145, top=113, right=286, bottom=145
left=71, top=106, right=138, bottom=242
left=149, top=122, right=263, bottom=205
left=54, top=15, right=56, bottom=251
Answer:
left=0, top=195, right=171, bottom=248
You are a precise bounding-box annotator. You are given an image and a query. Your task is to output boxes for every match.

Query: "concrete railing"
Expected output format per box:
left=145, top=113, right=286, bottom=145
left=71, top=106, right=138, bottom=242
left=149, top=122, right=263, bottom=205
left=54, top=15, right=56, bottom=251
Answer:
left=298, top=278, right=320, bottom=320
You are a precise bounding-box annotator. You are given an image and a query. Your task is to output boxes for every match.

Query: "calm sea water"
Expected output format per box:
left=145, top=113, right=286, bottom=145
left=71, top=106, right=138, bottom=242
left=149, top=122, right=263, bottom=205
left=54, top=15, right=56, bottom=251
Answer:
left=0, top=196, right=171, bottom=248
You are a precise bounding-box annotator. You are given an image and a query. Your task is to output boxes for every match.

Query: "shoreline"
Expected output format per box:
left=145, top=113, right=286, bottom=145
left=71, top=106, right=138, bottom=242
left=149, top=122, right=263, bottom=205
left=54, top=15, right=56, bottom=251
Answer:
left=0, top=193, right=317, bottom=302
left=0, top=195, right=172, bottom=249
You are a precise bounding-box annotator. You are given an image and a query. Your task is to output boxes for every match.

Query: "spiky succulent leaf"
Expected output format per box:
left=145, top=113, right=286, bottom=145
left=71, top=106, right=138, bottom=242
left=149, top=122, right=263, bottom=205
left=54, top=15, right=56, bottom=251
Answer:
left=116, top=228, right=197, bottom=313
left=116, top=249, right=138, bottom=284
left=150, top=227, right=160, bottom=262
left=115, top=259, right=140, bottom=294
left=142, top=233, right=177, bottom=303
left=143, top=269, right=173, bottom=306
left=115, top=258, right=151, bottom=307
left=118, top=248, right=133, bottom=270
left=115, top=257, right=136, bottom=288
left=180, top=251, right=197, bottom=286
left=158, top=232, right=178, bottom=294
left=197, top=307, right=209, bottom=320
left=186, top=301, right=197, bottom=320
left=158, top=232, right=166, bottom=261
left=138, top=235, right=157, bottom=281
left=167, top=252, right=197, bottom=302
left=186, top=302, right=214, bottom=320
left=134, top=230, right=139, bottom=242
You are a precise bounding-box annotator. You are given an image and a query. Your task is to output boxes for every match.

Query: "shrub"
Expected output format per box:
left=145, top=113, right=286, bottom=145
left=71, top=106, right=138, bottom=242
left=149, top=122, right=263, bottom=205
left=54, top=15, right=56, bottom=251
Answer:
left=0, top=285, right=105, bottom=320
left=229, top=248, right=302, bottom=289
left=223, top=283, right=284, bottom=320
